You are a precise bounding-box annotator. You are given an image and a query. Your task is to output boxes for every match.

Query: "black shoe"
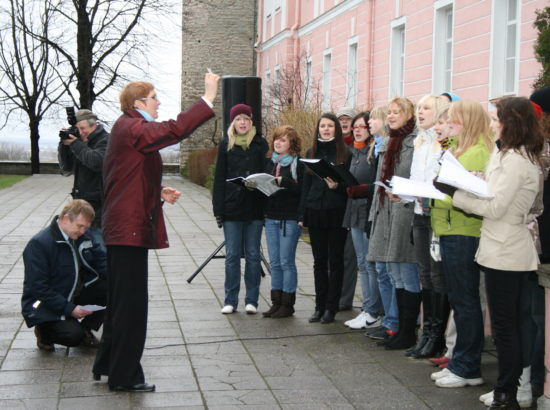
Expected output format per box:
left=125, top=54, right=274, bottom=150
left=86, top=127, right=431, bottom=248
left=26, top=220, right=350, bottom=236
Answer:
left=308, top=310, right=324, bottom=323
left=82, top=330, right=100, bottom=348
left=364, top=325, right=383, bottom=337
left=93, top=373, right=101, bottom=381
left=320, top=311, right=335, bottom=324
left=489, top=391, right=520, bottom=409
left=110, top=383, right=156, bottom=393
left=338, top=305, right=352, bottom=312
left=366, top=327, right=387, bottom=340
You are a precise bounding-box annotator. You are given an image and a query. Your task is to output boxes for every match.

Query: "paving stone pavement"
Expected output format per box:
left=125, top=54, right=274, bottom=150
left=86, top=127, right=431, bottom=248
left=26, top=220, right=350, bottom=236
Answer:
left=0, top=174, right=499, bottom=409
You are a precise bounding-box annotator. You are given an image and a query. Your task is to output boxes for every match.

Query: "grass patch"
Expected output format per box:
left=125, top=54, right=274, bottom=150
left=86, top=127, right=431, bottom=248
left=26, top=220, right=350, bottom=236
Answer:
left=0, top=175, right=27, bottom=190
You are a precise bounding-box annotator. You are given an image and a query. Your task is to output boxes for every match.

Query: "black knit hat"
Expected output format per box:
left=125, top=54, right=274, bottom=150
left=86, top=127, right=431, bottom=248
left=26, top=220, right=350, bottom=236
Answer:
left=530, top=86, right=550, bottom=114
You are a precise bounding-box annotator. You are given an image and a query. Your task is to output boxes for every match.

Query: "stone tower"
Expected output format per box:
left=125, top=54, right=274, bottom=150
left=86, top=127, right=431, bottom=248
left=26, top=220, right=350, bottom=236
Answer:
left=180, top=0, right=258, bottom=164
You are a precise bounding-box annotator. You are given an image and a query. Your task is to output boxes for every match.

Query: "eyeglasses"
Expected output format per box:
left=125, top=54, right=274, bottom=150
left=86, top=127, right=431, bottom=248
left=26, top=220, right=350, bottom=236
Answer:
left=353, top=125, right=369, bottom=130
left=138, top=96, right=159, bottom=101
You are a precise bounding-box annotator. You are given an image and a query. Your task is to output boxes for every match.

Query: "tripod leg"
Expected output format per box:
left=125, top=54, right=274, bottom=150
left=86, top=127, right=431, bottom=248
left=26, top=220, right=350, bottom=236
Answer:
left=187, top=241, right=226, bottom=283
left=260, top=248, right=271, bottom=277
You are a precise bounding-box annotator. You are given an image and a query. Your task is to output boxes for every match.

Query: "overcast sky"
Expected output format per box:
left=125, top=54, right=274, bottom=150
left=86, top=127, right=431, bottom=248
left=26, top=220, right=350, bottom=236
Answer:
left=0, top=4, right=183, bottom=150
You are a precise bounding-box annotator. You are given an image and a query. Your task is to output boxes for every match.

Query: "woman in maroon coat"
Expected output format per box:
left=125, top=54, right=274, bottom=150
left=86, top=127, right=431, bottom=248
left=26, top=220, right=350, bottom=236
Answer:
left=93, top=72, right=219, bottom=392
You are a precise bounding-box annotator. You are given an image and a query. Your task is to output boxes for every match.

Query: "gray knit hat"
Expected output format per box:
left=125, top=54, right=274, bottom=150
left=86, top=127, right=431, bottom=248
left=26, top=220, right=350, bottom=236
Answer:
left=75, top=109, right=98, bottom=122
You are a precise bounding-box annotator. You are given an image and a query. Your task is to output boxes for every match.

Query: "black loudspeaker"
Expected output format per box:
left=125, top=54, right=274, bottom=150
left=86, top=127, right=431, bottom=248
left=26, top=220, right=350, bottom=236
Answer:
left=221, top=76, right=262, bottom=139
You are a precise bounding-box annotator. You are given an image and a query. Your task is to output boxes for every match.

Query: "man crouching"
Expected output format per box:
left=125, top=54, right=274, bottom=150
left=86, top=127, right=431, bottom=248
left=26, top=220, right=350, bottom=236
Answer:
left=22, top=199, right=107, bottom=351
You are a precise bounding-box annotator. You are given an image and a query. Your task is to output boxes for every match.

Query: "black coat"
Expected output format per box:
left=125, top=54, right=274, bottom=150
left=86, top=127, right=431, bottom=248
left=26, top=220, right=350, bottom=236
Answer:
left=21, top=217, right=107, bottom=328
left=265, top=156, right=304, bottom=221
left=298, top=139, right=349, bottom=226
left=58, top=124, right=109, bottom=225
left=212, top=134, right=268, bottom=221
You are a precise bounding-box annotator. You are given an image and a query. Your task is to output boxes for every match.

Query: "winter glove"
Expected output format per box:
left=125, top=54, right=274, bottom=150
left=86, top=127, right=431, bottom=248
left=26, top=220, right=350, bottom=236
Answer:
left=433, top=178, right=457, bottom=198
left=346, top=184, right=370, bottom=198
left=215, top=215, right=224, bottom=229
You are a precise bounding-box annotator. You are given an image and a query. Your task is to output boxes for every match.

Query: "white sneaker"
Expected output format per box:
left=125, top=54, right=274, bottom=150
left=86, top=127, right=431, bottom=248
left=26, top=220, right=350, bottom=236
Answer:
left=245, top=304, right=257, bottom=314
left=221, top=305, right=234, bottom=314
left=480, top=390, right=493, bottom=404
left=435, top=371, right=484, bottom=388
left=431, top=367, right=452, bottom=381
left=364, top=312, right=382, bottom=328
left=345, top=312, right=368, bottom=328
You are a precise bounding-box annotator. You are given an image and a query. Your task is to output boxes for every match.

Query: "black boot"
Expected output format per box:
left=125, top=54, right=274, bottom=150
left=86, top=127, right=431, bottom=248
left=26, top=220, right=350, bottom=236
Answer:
left=379, top=288, right=404, bottom=346
left=416, top=291, right=450, bottom=358
left=489, top=391, right=520, bottom=410
left=263, top=289, right=283, bottom=317
left=407, top=289, right=433, bottom=357
left=386, top=290, right=421, bottom=350
left=309, top=309, right=324, bottom=322
left=321, top=310, right=336, bottom=324
left=272, top=292, right=295, bottom=318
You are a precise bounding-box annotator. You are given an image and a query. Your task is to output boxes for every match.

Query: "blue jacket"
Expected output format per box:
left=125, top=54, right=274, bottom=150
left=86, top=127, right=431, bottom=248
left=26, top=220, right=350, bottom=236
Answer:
left=21, top=217, right=107, bottom=327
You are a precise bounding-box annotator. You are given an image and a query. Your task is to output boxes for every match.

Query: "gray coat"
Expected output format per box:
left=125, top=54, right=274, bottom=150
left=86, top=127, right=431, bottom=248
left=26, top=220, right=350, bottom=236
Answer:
left=367, top=132, right=417, bottom=263
left=342, top=145, right=378, bottom=230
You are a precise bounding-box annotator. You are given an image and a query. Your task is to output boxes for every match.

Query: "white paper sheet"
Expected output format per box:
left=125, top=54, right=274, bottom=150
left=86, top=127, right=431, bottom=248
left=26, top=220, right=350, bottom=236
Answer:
left=437, top=151, right=493, bottom=198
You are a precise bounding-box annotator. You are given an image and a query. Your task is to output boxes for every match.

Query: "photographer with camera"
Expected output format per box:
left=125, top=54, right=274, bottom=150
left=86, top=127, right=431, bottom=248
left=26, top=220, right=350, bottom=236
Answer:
left=58, top=108, right=109, bottom=228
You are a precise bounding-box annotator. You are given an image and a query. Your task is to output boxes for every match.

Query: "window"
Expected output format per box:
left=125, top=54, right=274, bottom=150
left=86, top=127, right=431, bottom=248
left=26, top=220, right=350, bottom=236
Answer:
left=265, top=71, right=271, bottom=105
left=346, top=40, right=358, bottom=107
left=491, top=0, right=520, bottom=97
left=322, top=51, right=332, bottom=111
left=390, top=20, right=405, bottom=97
left=433, top=2, right=453, bottom=94
left=304, top=57, right=312, bottom=105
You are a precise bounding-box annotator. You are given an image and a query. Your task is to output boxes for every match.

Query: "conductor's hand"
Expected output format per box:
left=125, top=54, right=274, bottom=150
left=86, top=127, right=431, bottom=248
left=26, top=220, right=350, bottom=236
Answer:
left=71, top=306, right=92, bottom=320
left=203, top=72, right=220, bottom=104
left=161, top=187, right=181, bottom=204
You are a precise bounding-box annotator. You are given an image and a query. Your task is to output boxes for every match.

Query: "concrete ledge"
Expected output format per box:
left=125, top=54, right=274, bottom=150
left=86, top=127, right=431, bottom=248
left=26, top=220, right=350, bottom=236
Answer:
left=0, top=161, right=181, bottom=175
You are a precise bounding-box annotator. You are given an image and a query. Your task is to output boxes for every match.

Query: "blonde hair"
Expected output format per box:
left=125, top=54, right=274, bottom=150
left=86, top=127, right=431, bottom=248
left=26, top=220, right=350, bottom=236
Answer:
left=434, top=104, right=450, bottom=122
left=388, top=97, right=415, bottom=123
left=448, top=100, right=493, bottom=157
left=369, top=105, right=388, bottom=136
left=416, top=95, right=447, bottom=128
left=226, top=115, right=256, bottom=151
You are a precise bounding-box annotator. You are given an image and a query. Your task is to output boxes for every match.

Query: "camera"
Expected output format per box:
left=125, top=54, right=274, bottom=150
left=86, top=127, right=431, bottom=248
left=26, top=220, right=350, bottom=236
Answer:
left=59, top=107, right=80, bottom=140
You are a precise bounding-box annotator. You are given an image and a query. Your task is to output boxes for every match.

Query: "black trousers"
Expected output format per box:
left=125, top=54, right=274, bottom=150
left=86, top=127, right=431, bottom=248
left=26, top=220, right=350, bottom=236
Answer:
left=308, top=226, right=348, bottom=312
left=38, top=277, right=106, bottom=347
left=93, top=246, right=148, bottom=387
left=483, top=265, right=530, bottom=393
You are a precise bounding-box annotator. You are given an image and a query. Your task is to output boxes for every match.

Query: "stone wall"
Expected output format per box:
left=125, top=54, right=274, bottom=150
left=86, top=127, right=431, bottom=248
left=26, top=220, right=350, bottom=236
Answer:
left=180, top=0, right=258, bottom=165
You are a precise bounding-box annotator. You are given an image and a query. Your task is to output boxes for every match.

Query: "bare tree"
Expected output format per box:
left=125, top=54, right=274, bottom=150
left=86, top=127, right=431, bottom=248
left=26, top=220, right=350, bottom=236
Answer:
left=263, top=49, right=322, bottom=154
left=42, top=0, right=175, bottom=109
left=0, top=0, right=67, bottom=173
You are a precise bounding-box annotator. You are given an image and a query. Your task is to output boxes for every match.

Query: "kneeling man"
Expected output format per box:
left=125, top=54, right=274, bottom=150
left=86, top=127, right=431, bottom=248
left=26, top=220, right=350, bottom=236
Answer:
left=22, top=199, right=107, bottom=350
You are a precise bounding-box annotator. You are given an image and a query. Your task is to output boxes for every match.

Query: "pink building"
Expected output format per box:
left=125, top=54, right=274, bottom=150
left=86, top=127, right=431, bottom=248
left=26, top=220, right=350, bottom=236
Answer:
left=256, top=0, right=546, bottom=111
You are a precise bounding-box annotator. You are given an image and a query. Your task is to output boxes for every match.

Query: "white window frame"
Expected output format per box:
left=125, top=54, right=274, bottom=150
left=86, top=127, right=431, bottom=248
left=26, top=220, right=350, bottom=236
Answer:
left=389, top=18, right=406, bottom=98
left=322, top=49, right=332, bottom=111
left=432, top=0, right=454, bottom=94
left=304, top=57, right=313, bottom=105
left=489, top=0, right=521, bottom=98
left=346, top=37, right=358, bottom=108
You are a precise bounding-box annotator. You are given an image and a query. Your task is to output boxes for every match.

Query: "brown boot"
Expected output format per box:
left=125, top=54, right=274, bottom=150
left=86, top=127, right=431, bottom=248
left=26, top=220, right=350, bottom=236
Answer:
left=271, top=292, right=295, bottom=318
left=34, top=326, right=55, bottom=352
left=263, top=289, right=283, bottom=317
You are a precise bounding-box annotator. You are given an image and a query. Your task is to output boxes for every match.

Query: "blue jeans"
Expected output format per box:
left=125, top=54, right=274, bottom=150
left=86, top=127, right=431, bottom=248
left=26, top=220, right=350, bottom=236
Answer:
left=387, top=262, right=421, bottom=293
left=223, top=220, right=263, bottom=308
left=351, top=228, right=381, bottom=316
left=440, top=235, right=483, bottom=379
left=375, top=262, right=399, bottom=332
left=264, top=219, right=301, bottom=293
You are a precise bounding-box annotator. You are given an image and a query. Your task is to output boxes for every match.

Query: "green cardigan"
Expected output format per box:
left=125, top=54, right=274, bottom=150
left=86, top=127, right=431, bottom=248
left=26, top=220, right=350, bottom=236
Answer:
left=431, top=136, right=492, bottom=237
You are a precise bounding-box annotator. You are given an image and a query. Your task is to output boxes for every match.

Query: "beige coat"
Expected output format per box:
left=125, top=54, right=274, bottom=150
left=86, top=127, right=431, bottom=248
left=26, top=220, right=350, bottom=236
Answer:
left=453, top=147, right=540, bottom=272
